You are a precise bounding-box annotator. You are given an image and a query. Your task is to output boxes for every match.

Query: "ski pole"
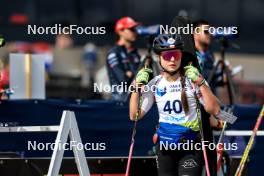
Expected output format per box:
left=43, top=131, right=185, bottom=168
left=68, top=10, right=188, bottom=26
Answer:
left=125, top=90, right=142, bottom=176
left=234, top=105, right=264, bottom=176
left=125, top=63, right=151, bottom=175
left=126, top=64, right=150, bottom=176
left=195, top=96, right=211, bottom=176
left=188, top=62, right=211, bottom=176
left=216, top=121, right=228, bottom=176
left=217, top=106, right=233, bottom=174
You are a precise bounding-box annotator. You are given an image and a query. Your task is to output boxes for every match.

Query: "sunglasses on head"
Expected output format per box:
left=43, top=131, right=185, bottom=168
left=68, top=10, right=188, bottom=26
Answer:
left=160, top=50, right=182, bottom=61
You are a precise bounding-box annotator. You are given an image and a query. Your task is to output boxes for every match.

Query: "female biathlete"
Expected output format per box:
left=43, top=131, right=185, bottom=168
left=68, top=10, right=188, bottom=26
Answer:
left=129, top=33, right=221, bottom=176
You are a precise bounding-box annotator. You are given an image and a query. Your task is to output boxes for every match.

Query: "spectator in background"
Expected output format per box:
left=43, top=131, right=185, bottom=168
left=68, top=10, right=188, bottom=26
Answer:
left=193, top=20, right=224, bottom=129
left=106, top=16, right=141, bottom=101
left=0, top=35, right=9, bottom=98
left=81, top=43, right=98, bottom=87
left=193, top=20, right=226, bottom=94
left=55, top=33, right=73, bottom=49
left=0, top=59, right=9, bottom=99
left=0, top=60, right=2, bottom=96
left=0, top=60, right=9, bottom=90
left=0, top=59, right=3, bottom=83
left=193, top=20, right=234, bottom=95
left=0, top=61, right=9, bottom=89
left=193, top=20, right=215, bottom=83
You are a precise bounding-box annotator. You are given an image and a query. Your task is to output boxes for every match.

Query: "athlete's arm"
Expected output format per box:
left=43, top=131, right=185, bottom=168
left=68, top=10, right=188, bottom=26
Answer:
left=184, top=65, right=220, bottom=116
left=198, top=84, right=220, bottom=116
left=129, top=68, right=154, bottom=121
left=129, top=87, right=154, bottom=121
left=130, top=91, right=142, bottom=120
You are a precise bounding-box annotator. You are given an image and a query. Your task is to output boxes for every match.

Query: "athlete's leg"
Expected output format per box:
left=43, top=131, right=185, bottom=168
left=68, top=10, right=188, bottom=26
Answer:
left=157, top=147, right=181, bottom=176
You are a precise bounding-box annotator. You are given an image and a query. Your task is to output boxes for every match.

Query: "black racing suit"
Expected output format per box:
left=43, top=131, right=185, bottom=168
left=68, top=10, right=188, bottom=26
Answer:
left=157, top=141, right=204, bottom=176
left=106, top=45, right=140, bottom=101
left=156, top=110, right=216, bottom=176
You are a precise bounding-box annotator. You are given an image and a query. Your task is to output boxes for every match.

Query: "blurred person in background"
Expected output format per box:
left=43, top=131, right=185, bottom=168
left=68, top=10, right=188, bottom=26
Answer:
left=82, top=43, right=98, bottom=87
left=106, top=16, right=141, bottom=101
left=0, top=60, right=9, bottom=90
left=0, top=59, right=9, bottom=100
left=193, top=20, right=233, bottom=92
left=55, top=33, right=73, bottom=49
left=193, top=20, right=216, bottom=88
left=193, top=20, right=224, bottom=129
left=0, top=35, right=9, bottom=99
left=0, top=59, right=3, bottom=86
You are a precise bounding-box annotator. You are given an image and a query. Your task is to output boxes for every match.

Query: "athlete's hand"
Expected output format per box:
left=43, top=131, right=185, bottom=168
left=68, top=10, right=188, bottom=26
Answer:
left=135, top=68, right=153, bottom=85
left=0, top=35, right=5, bottom=47
left=184, top=65, right=205, bottom=86
left=210, top=116, right=224, bottom=130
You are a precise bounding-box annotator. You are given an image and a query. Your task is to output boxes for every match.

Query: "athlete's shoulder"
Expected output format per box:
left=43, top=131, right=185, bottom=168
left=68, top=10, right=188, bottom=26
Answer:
left=148, top=75, right=163, bottom=86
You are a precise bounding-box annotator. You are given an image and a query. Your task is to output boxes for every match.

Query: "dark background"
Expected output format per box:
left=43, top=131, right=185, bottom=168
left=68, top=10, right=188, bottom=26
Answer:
left=0, top=0, right=263, bottom=53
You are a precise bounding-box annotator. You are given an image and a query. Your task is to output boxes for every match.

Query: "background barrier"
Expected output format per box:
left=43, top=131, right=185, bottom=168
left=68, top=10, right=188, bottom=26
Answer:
left=0, top=99, right=262, bottom=175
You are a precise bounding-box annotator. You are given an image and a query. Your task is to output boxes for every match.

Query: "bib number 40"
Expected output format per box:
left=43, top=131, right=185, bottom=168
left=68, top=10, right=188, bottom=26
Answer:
left=163, top=100, right=182, bottom=114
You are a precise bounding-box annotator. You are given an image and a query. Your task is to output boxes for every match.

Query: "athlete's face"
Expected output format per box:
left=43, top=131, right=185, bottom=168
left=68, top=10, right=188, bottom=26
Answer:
left=118, top=27, right=137, bottom=42
left=160, top=49, right=182, bottom=72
